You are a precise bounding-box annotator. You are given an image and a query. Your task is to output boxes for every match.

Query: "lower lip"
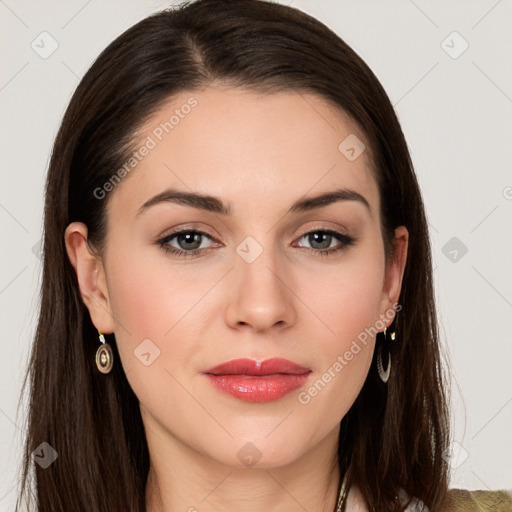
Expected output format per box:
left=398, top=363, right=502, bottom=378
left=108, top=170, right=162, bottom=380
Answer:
left=204, top=373, right=311, bottom=403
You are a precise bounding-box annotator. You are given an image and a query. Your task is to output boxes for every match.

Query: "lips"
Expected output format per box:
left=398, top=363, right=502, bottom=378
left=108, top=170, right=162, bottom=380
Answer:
left=202, top=358, right=312, bottom=403
left=203, top=358, right=311, bottom=376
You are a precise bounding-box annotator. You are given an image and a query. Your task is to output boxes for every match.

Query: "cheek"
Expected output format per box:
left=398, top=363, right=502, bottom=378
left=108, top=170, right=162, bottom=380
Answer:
left=295, top=238, right=385, bottom=401
left=107, top=235, right=210, bottom=332
left=104, top=243, right=224, bottom=397
left=104, top=246, right=189, bottom=374
left=299, top=241, right=385, bottom=346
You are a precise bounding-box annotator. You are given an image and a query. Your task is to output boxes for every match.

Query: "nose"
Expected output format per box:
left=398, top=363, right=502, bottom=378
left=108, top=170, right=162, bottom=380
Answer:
left=224, top=242, right=297, bottom=333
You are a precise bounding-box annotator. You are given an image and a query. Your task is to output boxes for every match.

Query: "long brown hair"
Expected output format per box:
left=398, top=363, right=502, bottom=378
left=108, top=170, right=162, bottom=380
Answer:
left=16, top=0, right=451, bottom=510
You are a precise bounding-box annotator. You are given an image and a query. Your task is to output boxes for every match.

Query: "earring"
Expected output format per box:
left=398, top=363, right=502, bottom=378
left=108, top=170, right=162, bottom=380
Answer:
left=377, top=326, right=395, bottom=384
left=95, top=331, right=113, bottom=374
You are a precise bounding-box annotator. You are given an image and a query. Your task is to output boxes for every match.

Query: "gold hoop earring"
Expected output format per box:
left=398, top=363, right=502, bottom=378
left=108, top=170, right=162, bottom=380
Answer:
left=95, top=331, right=113, bottom=374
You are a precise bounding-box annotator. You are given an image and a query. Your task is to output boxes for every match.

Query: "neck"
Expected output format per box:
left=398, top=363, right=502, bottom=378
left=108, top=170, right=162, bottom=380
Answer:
left=144, top=417, right=342, bottom=512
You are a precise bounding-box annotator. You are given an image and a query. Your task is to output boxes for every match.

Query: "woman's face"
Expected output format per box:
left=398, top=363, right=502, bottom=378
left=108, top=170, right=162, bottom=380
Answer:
left=66, top=86, right=407, bottom=469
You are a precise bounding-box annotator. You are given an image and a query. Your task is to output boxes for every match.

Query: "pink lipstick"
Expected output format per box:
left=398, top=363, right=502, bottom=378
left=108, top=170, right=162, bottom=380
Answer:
left=203, top=358, right=312, bottom=403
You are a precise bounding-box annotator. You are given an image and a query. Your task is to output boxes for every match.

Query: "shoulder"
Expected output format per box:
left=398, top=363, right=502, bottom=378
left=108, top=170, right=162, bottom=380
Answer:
left=346, top=485, right=512, bottom=512
left=439, top=488, right=512, bottom=512
left=399, top=487, right=512, bottom=512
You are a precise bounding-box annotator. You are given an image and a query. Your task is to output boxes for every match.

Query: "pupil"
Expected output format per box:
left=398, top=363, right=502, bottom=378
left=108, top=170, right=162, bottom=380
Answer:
left=310, top=232, right=331, bottom=250
left=179, top=232, right=201, bottom=250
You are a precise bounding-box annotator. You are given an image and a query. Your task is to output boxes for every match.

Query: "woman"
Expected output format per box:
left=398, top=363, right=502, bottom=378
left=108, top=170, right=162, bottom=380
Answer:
left=15, top=0, right=512, bottom=511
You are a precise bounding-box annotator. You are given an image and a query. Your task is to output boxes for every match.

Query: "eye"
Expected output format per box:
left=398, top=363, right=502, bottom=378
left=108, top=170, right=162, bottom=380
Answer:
left=294, top=229, right=356, bottom=256
left=157, top=229, right=219, bottom=259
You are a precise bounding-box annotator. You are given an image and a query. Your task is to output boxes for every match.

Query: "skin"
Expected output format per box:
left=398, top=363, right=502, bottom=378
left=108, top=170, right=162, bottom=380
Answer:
left=65, top=86, right=408, bottom=512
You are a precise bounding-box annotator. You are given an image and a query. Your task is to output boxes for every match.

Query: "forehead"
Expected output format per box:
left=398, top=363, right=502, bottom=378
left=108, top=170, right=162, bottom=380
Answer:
left=109, top=86, right=379, bottom=220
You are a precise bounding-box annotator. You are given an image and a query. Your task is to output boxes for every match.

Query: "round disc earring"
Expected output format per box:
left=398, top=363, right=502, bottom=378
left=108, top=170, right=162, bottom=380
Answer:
left=95, top=331, right=114, bottom=374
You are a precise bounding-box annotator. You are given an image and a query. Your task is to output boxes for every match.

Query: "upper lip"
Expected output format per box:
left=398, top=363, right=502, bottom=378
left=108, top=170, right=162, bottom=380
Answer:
left=203, top=358, right=311, bottom=376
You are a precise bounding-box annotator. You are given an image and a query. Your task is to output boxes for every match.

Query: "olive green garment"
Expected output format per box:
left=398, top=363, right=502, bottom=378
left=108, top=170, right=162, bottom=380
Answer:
left=441, top=489, right=512, bottom=512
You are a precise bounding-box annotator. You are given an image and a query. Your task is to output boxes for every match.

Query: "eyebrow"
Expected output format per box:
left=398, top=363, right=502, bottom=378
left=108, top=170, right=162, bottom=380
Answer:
left=137, top=187, right=371, bottom=217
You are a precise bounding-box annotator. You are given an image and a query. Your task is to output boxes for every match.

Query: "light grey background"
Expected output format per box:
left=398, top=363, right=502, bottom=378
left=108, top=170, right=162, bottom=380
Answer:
left=1, top=0, right=511, bottom=509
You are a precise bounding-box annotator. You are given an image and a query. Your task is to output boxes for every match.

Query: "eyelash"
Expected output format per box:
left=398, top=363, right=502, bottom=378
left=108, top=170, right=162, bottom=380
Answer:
left=157, top=227, right=356, bottom=259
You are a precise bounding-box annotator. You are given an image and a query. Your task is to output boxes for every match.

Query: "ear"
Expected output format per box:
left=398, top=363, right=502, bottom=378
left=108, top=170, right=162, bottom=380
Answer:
left=64, top=222, right=115, bottom=334
left=378, top=225, right=409, bottom=326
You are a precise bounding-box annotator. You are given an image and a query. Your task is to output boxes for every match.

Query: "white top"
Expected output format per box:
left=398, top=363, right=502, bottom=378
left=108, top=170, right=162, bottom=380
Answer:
left=345, top=484, right=430, bottom=511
